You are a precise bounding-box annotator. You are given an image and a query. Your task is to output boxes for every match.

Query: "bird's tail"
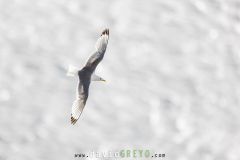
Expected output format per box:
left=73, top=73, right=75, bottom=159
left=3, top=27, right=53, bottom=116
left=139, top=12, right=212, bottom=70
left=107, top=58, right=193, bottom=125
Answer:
left=67, top=65, right=79, bottom=77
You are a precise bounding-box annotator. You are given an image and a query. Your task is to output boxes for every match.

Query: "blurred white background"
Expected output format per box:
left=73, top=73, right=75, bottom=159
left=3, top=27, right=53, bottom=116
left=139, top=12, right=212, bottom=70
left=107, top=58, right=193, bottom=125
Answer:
left=0, top=0, right=240, bottom=159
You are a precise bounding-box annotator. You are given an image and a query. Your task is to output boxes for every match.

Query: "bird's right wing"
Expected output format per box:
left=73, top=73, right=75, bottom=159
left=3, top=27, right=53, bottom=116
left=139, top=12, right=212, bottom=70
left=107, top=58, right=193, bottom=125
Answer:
left=85, top=29, right=109, bottom=72
left=95, top=28, right=109, bottom=53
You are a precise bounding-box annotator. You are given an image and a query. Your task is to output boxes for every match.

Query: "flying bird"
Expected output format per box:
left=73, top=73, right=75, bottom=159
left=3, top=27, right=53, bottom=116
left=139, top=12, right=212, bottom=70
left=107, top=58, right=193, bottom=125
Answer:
left=67, top=29, right=109, bottom=125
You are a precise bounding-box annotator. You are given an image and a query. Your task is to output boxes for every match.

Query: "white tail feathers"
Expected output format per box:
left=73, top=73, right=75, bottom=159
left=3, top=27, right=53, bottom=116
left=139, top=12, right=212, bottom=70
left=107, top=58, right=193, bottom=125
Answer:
left=67, top=65, right=79, bottom=77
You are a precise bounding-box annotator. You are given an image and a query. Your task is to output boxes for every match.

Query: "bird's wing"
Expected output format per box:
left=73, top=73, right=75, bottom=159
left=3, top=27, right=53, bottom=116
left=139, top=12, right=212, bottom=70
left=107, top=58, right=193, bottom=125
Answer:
left=71, top=77, right=90, bottom=125
left=85, top=29, right=109, bottom=72
left=70, top=97, right=85, bottom=125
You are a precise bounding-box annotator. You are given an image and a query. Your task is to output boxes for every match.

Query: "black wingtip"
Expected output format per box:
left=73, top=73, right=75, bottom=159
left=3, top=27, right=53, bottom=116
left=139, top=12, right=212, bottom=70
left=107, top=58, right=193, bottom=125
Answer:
left=71, top=116, right=77, bottom=125
left=101, top=28, right=109, bottom=36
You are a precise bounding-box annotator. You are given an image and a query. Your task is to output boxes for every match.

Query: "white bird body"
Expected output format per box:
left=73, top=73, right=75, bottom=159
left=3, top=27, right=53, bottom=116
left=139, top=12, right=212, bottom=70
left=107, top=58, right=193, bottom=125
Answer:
left=67, top=29, right=109, bottom=125
left=67, top=65, right=105, bottom=81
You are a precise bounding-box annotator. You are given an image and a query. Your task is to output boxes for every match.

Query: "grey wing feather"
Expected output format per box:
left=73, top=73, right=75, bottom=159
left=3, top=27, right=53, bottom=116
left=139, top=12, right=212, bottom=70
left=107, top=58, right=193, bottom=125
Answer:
left=85, top=29, right=109, bottom=72
left=71, top=76, right=90, bottom=125
left=71, top=97, right=85, bottom=125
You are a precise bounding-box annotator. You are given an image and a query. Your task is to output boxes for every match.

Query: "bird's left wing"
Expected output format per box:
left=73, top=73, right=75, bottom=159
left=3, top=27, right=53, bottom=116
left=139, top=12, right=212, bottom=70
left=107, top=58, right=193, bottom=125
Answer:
left=71, top=77, right=89, bottom=125
left=84, top=29, right=109, bottom=72
left=71, top=97, right=86, bottom=125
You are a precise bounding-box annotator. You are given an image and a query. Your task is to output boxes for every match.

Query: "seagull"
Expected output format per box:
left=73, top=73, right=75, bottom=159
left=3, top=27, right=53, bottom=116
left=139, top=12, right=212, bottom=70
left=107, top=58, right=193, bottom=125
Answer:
left=67, top=29, right=109, bottom=125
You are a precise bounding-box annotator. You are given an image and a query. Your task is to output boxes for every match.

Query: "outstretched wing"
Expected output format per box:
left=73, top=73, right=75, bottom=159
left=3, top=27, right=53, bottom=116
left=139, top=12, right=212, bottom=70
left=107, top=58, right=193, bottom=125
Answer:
left=71, top=75, right=90, bottom=125
left=85, top=28, right=109, bottom=72
left=71, top=97, right=85, bottom=125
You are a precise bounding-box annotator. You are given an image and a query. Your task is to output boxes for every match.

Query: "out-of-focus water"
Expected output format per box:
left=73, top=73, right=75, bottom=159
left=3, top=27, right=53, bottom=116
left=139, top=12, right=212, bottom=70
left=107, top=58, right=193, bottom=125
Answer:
left=0, top=0, right=240, bottom=159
